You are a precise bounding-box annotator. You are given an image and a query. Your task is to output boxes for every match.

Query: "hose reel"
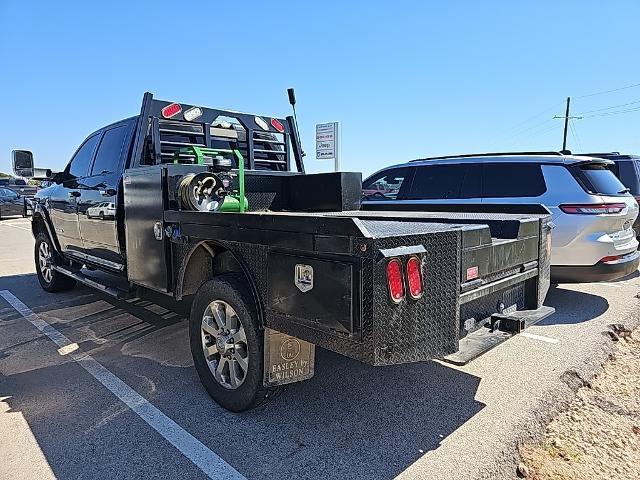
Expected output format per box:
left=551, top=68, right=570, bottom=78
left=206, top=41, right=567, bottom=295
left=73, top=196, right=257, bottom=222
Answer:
left=174, top=147, right=248, bottom=213
left=178, top=172, right=226, bottom=212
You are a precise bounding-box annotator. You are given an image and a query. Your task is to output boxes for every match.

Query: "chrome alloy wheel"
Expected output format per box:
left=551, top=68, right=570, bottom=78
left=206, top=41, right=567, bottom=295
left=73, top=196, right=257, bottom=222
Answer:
left=38, top=241, right=53, bottom=284
left=201, top=300, right=249, bottom=389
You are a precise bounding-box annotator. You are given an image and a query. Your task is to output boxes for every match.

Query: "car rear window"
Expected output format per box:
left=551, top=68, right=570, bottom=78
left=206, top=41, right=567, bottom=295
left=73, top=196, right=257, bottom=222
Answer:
left=572, top=163, right=629, bottom=196
left=482, top=163, right=546, bottom=198
left=406, top=164, right=481, bottom=200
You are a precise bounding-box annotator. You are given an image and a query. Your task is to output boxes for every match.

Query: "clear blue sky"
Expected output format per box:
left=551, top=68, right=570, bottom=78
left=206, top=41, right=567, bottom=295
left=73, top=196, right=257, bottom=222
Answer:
left=1, top=1, right=639, bottom=177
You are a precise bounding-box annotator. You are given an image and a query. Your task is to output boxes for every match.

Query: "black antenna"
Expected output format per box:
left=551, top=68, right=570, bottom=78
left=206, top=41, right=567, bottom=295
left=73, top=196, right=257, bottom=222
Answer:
left=287, top=88, right=305, bottom=157
left=287, top=88, right=298, bottom=124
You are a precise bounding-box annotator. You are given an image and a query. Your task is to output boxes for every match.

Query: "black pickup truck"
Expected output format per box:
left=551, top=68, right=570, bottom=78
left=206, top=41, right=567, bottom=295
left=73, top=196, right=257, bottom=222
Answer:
left=14, top=92, right=554, bottom=411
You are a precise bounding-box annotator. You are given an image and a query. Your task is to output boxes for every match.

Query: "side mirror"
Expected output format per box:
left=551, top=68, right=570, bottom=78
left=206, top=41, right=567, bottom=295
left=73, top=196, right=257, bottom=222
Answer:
left=12, top=150, right=34, bottom=178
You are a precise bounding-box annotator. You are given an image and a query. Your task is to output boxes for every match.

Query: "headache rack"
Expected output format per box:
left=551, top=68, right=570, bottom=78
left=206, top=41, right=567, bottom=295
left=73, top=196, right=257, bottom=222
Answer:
left=130, top=92, right=305, bottom=173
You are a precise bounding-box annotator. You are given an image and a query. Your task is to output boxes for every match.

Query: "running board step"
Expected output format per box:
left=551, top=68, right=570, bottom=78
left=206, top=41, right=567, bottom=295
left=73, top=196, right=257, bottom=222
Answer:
left=443, top=306, right=556, bottom=366
left=54, top=266, right=135, bottom=299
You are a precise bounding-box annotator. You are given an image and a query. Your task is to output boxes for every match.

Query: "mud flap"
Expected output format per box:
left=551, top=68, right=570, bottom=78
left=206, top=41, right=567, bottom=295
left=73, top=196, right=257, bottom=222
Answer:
left=263, top=328, right=315, bottom=387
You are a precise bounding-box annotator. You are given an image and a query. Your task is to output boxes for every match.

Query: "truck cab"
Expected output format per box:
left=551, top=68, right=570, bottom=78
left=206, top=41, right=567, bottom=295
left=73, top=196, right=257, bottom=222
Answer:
left=36, top=118, right=134, bottom=268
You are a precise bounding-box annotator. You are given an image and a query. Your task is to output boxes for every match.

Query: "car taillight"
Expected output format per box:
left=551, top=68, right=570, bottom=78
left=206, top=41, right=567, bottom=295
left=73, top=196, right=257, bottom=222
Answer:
left=559, top=203, right=627, bottom=214
left=386, top=258, right=405, bottom=303
left=406, top=256, right=423, bottom=299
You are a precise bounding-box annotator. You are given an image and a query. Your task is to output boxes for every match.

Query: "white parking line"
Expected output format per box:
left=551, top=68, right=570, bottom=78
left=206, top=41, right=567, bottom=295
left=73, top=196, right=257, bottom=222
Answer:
left=520, top=332, right=560, bottom=344
left=0, top=222, right=31, bottom=232
left=0, top=290, right=246, bottom=480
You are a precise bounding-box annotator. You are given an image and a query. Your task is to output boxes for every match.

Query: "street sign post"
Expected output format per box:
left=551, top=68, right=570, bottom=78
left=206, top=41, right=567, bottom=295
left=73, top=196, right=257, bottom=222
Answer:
left=315, top=122, right=341, bottom=171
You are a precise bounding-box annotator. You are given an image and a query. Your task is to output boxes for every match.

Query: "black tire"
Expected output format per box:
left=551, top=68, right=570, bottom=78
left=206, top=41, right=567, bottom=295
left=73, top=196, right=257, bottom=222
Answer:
left=34, top=232, right=77, bottom=292
left=190, top=274, right=274, bottom=412
left=99, top=211, right=104, bottom=220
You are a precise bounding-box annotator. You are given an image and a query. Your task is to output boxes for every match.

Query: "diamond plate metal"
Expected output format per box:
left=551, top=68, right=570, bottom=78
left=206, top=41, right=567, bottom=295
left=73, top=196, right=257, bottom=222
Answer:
left=371, top=230, right=461, bottom=365
left=167, top=208, right=552, bottom=367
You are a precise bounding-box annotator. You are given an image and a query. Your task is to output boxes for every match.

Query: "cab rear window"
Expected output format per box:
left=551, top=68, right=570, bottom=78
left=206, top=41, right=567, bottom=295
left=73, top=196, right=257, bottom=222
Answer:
left=571, top=163, right=629, bottom=196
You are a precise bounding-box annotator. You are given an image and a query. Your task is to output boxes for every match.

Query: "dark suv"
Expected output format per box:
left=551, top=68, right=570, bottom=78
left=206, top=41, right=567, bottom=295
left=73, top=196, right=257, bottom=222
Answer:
left=579, top=153, right=640, bottom=239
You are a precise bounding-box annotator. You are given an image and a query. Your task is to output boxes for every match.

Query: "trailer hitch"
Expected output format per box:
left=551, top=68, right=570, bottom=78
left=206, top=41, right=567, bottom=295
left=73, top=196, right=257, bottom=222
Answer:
left=490, top=314, right=526, bottom=334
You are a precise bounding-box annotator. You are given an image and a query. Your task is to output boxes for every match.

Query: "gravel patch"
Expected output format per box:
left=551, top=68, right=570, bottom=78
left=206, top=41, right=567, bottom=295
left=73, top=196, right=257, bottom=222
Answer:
left=518, top=325, right=640, bottom=480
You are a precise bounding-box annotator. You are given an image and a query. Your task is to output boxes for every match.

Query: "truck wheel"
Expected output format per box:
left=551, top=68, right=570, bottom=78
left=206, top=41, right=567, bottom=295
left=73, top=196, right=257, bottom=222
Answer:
left=190, top=274, right=273, bottom=412
left=35, top=232, right=77, bottom=292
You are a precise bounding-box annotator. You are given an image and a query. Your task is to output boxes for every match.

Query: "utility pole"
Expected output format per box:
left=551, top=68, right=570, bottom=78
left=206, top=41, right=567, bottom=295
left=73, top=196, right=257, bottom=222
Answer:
left=562, top=97, right=570, bottom=152
left=553, top=97, right=583, bottom=153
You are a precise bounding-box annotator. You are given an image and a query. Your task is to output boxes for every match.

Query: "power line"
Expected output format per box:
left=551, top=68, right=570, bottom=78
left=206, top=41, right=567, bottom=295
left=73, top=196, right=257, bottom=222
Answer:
left=504, top=117, right=556, bottom=141
left=507, top=123, right=558, bottom=147
left=497, top=100, right=565, bottom=139
left=575, top=98, right=640, bottom=115
left=500, top=101, right=565, bottom=134
left=582, top=106, right=640, bottom=118
left=575, top=81, right=640, bottom=99
left=569, top=119, right=583, bottom=151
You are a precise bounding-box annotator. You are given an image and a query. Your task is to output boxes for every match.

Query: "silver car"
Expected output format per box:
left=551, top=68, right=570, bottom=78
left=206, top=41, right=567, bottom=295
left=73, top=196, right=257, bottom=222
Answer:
left=362, top=152, right=640, bottom=282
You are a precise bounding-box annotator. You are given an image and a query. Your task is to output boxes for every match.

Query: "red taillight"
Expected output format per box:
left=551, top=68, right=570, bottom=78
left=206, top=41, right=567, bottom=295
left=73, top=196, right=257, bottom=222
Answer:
left=386, top=258, right=405, bottom=303
left=406, top=256, right=423, bottom=299
left=161, top=103, right=182, bottom=119
left=600, top=255, right=622, bottom=263
left=559, top=203, right=627, bottom=215
left=270, top=118, right=285, bottom=133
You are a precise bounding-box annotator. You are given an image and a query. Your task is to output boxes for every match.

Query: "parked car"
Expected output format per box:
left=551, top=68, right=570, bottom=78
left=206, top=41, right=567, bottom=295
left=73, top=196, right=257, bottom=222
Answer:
left=0, top=187, right=26, bottom=218
left=362, top=152, right=640, bottom=282
left=577, top=153, right=640, bottom=240
left=86, top=202, right=116, bottom=219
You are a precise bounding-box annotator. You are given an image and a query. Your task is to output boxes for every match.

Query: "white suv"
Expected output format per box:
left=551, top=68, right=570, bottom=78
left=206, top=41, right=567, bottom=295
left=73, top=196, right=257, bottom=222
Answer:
left=362, top=153, right=640, bottom=282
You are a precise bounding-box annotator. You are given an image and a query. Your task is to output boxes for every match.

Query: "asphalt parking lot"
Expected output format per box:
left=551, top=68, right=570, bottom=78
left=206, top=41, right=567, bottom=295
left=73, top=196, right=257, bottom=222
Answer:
left=1, top=216, right=639, bottom=480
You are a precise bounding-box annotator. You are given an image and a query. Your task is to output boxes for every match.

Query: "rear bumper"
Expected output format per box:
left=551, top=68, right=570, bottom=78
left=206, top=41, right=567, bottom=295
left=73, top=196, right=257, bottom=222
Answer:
left=444, top=305, right=556, bottom=365
left=551, top=250, right=640, bottom=282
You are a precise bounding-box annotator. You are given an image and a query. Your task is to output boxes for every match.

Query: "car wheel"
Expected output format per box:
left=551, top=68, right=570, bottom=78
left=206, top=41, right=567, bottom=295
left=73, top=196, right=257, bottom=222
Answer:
left=190, top=274, right=276, bottom=412
left=35, top=232, right=77, bottom=292
left=99, top=211, right=104, bottom=220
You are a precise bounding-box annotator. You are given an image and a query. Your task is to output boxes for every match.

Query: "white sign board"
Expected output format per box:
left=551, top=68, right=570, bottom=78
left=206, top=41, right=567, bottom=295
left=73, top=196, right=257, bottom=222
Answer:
left=315, top=122, right=340, bottom=169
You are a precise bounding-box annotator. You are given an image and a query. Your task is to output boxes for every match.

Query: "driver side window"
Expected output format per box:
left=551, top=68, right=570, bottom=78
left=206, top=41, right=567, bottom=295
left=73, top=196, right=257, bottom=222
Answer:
left=362, top=167, right=411, bottom=200
left=66, top=134, right=101, bottom=180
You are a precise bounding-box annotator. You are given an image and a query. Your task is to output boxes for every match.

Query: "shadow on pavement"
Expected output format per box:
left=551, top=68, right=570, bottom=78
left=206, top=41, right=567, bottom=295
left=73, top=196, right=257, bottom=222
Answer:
left=606, top=270, right=640, bottom=283
left=540, top=284, right=609, bottom=326
left=1, top=272, right=485, bottom=479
